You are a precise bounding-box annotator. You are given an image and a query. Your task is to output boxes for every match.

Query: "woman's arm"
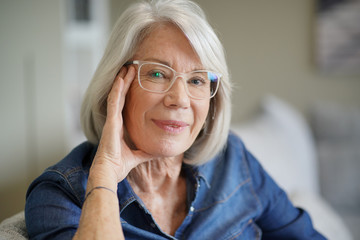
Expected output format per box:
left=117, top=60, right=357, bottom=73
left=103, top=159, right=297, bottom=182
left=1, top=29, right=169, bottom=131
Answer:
left=244, top=149, right=326, bottom=239
left=73, top=66, right=152, bottom=240
left=74, top=178, right=122, bottom=240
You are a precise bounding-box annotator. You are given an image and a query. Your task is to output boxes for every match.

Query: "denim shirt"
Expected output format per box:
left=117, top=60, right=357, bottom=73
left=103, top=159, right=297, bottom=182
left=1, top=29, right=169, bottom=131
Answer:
left=25, top=132, right=326, bottom=240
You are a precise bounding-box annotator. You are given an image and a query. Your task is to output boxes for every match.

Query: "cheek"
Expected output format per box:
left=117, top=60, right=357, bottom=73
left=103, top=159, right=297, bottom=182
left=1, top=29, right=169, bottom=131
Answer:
left=193, top=101, right=210, bottom=130
left=123, top=86, right=160, bottom=140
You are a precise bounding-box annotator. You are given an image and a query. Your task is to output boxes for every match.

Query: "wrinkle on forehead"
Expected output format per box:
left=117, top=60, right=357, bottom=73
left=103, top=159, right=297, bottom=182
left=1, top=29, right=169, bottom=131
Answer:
left=132, top=22, right=203, bottom=72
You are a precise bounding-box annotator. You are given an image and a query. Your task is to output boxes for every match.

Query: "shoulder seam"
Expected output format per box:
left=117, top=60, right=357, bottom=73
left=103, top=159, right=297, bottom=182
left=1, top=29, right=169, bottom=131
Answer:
left=45, top=169, right=83, bottom=205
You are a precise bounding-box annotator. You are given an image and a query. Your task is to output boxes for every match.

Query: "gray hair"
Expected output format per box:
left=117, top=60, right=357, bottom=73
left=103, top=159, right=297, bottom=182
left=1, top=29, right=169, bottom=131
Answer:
left=80, top=0, right=232, bottom=165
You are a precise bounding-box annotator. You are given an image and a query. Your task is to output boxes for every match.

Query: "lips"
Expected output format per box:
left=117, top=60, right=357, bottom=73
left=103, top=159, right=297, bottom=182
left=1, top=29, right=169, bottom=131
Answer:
left=152, top=119, right=189, bottom=134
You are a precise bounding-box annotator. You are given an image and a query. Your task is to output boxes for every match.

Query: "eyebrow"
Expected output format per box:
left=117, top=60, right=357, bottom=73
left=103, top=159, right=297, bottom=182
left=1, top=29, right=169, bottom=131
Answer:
left=143, top=58, right=171, bottom=67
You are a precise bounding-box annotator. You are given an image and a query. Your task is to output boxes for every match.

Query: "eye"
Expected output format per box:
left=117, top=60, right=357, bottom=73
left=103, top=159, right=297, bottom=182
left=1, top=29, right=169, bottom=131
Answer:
left=149, top=71, right=165, bottom=78
left=189, top=77, right=206, bottom=86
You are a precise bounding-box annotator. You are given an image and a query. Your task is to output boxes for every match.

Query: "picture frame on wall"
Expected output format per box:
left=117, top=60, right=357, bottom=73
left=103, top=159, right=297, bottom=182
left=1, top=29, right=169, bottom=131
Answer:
left=316, top=0, right=360, bottom=75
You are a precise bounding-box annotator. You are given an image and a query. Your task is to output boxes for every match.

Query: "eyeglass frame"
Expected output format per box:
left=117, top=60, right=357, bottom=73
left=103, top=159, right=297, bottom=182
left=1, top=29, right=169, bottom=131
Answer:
left=124, top=60, right=222, bottom=100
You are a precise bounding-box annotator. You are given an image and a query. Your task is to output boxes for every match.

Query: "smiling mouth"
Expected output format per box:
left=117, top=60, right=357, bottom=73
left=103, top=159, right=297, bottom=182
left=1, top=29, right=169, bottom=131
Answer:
left=152, top=119, right=189, bottom=133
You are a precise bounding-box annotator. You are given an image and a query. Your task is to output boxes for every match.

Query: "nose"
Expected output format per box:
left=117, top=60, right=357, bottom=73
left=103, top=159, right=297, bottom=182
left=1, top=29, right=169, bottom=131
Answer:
left=163, top=77, right=190, bottom=108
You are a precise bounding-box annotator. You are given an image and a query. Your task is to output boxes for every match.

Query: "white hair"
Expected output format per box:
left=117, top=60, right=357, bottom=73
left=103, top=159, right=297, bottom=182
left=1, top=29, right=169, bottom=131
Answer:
left=81, top=0, right=232, bottom=165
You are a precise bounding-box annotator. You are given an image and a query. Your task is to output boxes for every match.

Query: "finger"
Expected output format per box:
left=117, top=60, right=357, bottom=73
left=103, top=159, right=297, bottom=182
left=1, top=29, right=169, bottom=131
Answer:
left=117, top=65, right=127, bottom=79
left=118, top=66, right=136, bottom=109
left=107, top=70, right=125, bottom=120
left=122, top=65, right=136, bottom=91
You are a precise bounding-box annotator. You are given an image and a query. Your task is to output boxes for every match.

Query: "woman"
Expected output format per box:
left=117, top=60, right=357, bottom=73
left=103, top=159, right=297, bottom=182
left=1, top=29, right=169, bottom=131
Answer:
left=25, top=0, right=326, bottom=239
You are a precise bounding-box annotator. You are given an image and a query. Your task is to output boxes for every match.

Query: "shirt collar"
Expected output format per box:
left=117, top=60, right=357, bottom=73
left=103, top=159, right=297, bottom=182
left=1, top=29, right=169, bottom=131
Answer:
left=117, top=178, right=138, bottom=213
left=116, top=159, right=218, bottom=214
left=183, top=162, right=213, bottom=189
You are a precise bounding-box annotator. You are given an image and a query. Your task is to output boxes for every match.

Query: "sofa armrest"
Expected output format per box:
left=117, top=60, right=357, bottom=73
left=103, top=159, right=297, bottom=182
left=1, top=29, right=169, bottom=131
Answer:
left=0, top=211, right=28, bottom=240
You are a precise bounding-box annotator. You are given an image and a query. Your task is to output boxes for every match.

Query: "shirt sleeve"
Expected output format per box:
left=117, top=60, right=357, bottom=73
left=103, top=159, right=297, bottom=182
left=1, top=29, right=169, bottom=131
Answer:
left=25, top=179, right=82, bottom=240
left=244, top=149, right=327, bottom=240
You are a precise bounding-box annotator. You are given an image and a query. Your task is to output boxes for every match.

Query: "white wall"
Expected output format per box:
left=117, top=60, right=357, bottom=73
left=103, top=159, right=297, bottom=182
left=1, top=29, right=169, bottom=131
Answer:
left=0, top=0, right=109, bottom=221
left=0, top=0, right=66, bottom=220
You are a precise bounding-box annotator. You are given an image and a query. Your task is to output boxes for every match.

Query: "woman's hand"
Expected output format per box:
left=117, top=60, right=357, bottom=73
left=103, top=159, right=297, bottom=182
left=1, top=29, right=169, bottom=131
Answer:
left=89, top=66, right=152, bottom=188
left=75, top=67, right=146, bottom=240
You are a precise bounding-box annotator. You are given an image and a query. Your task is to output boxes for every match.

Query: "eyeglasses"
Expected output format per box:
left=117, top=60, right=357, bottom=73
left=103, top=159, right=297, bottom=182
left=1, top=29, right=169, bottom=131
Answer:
left=125, top=60, right=221, bottom=100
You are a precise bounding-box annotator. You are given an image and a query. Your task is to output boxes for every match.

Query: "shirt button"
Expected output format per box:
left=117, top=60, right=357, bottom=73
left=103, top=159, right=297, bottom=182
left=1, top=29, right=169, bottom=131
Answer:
left=190, top=206, right=195, bottom=212
left=150, top=223, right=156, bottom=228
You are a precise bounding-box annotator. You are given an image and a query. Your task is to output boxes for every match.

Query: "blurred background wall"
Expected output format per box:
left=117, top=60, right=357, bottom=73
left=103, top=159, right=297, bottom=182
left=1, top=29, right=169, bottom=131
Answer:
left=0, top=0, right=66, bottom=221
left=1, top=0, right=359, bottom=236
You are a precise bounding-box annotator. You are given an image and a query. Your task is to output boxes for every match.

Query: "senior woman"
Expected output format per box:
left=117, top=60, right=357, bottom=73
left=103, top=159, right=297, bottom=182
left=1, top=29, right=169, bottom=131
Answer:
left=25, top=0, right=325, bottom=239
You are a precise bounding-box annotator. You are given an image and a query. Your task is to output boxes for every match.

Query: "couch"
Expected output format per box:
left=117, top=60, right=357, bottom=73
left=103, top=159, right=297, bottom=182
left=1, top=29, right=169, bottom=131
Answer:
left=310, top=101, right=360, bottom=239
left=231, top=95, right=353, bottom=240
left=0, top=212, right=27, bottom=240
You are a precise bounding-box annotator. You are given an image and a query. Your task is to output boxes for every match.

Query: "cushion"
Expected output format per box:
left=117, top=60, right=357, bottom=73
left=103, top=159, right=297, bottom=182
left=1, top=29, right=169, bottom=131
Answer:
left=0, top=212, right=28, bottom=240
left=231, top=95, right=320, bottom=194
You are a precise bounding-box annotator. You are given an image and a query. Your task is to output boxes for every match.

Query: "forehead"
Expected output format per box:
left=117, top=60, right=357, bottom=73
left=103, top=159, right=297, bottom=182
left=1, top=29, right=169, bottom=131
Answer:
left=133, top=23, right=203, bottom=71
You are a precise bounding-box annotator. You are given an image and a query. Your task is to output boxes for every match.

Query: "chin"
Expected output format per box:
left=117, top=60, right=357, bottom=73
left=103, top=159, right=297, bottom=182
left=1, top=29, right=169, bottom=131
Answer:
left=140, top=138, right=188, bottom=159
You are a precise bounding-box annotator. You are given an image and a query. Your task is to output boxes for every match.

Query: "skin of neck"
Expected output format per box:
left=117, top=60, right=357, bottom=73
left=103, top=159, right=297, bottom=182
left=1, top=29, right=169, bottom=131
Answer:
left=127, top=154, right=185, bottom=194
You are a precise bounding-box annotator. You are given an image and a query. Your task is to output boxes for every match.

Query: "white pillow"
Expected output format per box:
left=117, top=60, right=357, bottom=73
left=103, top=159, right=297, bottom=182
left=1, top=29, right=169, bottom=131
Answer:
left=289, top=191, right=353, bottom=240
left=231, top=95, right=319, bottom=194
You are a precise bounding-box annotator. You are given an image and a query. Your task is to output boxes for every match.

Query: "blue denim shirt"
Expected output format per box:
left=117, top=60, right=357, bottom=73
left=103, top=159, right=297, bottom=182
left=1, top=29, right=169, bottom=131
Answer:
left=25, top=132, right=326, bottom=239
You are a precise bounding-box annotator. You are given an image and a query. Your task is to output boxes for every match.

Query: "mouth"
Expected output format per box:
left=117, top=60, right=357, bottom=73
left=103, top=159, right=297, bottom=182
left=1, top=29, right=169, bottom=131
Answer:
left=152, top=119, right=189, bottom=134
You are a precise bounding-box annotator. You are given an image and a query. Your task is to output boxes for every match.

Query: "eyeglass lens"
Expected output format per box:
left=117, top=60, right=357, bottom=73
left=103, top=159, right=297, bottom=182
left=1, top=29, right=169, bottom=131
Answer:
left=138, top=63, right=219, bottom=99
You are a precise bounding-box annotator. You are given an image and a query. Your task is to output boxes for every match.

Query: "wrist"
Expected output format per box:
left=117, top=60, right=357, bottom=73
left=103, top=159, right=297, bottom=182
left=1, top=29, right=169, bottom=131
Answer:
left=88, top=164, right=119, bottom=192
left=85, top=186, right=117, bottom=202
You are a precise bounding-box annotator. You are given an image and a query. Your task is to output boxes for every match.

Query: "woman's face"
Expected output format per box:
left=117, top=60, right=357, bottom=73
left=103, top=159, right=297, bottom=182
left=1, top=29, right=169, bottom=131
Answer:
left=123, top=23, right=210, bottom=158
